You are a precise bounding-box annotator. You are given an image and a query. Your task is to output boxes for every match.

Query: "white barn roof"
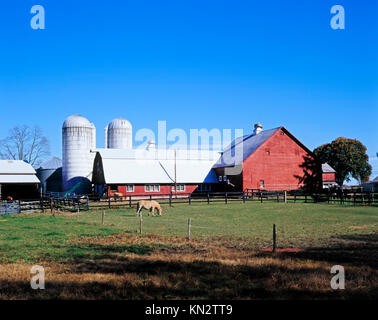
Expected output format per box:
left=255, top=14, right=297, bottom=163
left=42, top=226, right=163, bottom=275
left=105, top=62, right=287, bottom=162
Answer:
left=92, top=148, right=220, bottom=184
left=0, top=160, right=40, bottom=184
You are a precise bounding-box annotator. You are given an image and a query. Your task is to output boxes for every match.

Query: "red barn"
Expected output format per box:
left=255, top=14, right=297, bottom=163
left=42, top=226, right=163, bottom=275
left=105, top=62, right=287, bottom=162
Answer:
left=92, top=148, right=219, bottom=198
left=321, top=163, right=337, bottom=189
left=213, top=123, right=329, bottom=192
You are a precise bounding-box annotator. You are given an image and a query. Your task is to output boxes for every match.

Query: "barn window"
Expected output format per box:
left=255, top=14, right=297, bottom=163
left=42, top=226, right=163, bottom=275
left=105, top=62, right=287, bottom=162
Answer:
left=145, top=184, right=160, bottom=192
left=265, top=148, right=270, bottom=156
left=218, top=176, right=223, bottom=182
left=223, top=175, right=227, bottom=182
left=126, top=184, right=134, bottom=192
left=260, top=180, right=265, bottom=188
left=172, top=184, right=185, bottom=192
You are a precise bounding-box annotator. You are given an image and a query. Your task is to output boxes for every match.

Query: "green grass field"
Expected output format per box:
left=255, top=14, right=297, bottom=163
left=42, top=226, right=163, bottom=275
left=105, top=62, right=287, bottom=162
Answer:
left=0, top=202, right=377, bottom=299
left=0, top=202, right=377, bottom=263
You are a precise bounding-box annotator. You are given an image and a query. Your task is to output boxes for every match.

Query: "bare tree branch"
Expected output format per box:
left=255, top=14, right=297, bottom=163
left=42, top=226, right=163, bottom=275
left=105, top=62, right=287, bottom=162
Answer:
left=0, top=125, right=50, bottom=167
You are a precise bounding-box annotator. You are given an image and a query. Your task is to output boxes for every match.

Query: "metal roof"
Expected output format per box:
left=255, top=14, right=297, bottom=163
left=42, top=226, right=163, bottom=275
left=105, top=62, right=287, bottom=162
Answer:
left=108, top=118, right=132, bottom=129
left=0, top=160, right=40, bottom=184
left=365, top=176, right=378, bottom=184
left=322, top=163, right=336, bottom=173
left=0, top=160, right=37, bottom=174
left=0, top=174, right=40, bottom=184
left=92, top=148, right=221, bottom=161
left=62, top=114, right=93, bottom=129
left=38, top=157, right=62, bottom=170
left=213, top=127, right=280, bottom=168
left=93, top=148, right=220, bottom=184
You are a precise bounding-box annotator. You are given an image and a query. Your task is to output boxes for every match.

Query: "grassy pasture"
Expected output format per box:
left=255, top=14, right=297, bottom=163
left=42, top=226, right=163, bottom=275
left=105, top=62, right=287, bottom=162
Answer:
left=0, top=202, right=377, bottom=299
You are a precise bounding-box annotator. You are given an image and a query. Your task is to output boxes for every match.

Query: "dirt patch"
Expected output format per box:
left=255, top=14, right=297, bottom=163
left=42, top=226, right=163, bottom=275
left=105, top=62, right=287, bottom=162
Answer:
left=348, top=225, right=368, bottom=230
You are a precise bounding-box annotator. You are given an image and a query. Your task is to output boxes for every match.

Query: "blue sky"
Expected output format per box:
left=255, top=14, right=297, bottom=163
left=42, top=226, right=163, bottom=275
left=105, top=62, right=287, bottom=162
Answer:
left=0, top=1, right=377, bottom=180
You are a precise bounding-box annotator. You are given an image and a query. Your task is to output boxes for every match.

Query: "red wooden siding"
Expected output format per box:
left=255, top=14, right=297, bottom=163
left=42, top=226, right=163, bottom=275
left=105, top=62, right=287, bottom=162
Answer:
left=322, top=173, right=335, bottom=182
left=108, top=184, right=198, bottom=196
left=242, top=128, right=312, bottom=191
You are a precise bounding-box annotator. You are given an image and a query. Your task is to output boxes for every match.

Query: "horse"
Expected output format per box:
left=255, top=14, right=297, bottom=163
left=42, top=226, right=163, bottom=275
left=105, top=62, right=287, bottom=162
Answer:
left=78, top=196, right=88, bottom=204
left=136, top=200, right=162, bottom=216
left=113, top=192, right=124, bottom=201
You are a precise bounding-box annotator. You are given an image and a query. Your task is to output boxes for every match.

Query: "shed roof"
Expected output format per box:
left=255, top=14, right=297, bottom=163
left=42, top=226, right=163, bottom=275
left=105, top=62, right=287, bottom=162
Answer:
left=0, top=160, right=40, bottom=184
left=365, top=176, right=378, bottom=184
left=321, top=163, right=336, bottom=173
left=93, top=148, right=220, bottom=184
left=0, top=175, right=40, bottom=184
left=38, top=157, right=62, bottom=170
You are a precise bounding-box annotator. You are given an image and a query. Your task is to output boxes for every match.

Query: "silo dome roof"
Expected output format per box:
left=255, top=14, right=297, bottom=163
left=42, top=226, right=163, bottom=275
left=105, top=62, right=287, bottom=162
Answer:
left=108, top=118, right=132, bottom=130
left=63, top=114, right=92, bottom=129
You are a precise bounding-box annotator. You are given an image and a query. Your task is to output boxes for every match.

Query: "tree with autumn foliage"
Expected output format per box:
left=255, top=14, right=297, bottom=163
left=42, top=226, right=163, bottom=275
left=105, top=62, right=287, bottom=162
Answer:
left=314, top=137, right=372, bottom=186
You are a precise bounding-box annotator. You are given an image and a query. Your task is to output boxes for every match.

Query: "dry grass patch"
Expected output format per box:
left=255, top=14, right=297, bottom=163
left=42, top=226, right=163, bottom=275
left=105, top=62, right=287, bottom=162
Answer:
left=0, top=232, right=377, bottom=300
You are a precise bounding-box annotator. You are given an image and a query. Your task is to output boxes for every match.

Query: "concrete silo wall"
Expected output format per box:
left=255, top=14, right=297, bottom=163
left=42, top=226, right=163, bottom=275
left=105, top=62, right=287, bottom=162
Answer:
left=62, top=125, right=95, bottom=194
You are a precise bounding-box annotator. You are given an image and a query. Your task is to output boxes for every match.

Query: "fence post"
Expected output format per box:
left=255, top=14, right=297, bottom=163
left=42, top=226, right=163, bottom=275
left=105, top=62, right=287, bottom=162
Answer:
left=225, top=193, right=228, bottom=204
left=207, top=193, right=210, bottom=205
left=102, top=210, right=105, bottom=225
left=129, top=196, right=132, bottom=208
left=150, top=195, right=152, bottom=201
left=169, top=192, right=172, bottom=207
left=273, top=224, right=277, bottom=253
left=139, top=212, right=143, bottom=234
left=242, top=195, right=246, bottom=204
left=108, top=197, right=111, bottom=209
left=50, top=197, right=53, bottom=213
left=294, top=193, right=296, bottom=203
left=260, top=191, right=263, bottom=203
left=284, top=191, right=287, bottom=203
left=276, top=192, right=279, bottom=203
left=189, top=194, right=191, bottom=205
left=187, top=218, right=191, bottom=241
left=18, top=199, right=21, bottom=214
left=86, top=196, right=89, bottom=210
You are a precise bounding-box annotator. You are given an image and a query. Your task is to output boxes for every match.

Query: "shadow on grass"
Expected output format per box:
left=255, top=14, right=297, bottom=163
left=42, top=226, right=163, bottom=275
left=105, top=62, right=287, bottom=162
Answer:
left=1, top=233, right=377, bottom=299
left=52, top=243, right=156, bottom=261
left=1, top=257, right=377, bottom=299
left=272, top=233, right=378, bottom=269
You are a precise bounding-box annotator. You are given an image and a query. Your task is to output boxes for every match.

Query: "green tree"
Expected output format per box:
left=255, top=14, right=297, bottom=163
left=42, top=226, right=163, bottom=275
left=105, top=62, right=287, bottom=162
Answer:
left=314, top=137, right=372, bottom=186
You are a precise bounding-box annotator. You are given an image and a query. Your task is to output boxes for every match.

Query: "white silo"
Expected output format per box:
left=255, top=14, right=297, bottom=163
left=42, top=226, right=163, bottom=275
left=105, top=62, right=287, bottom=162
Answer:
left=62, top=114, right=96, bottom=194
left=107, top=118, right=132, bottom=149
left=104, top=125, right=109, bottom=148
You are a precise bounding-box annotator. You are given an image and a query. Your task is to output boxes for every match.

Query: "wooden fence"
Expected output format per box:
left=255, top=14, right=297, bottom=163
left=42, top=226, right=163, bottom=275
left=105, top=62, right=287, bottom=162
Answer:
left=1, top=190, right=377, bottom=214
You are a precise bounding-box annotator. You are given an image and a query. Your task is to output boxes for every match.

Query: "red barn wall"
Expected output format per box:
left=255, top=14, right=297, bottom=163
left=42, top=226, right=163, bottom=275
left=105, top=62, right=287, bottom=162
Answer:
left=242, top=129, right=312, bottom=191
left=322, top=173, right=335, bottom=181
left=108, top=184, right=198, bottom=196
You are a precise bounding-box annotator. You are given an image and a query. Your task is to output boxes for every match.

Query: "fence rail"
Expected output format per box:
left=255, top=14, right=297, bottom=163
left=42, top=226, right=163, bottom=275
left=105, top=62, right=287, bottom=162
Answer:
left=1, top=190, right=377, bottom=214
